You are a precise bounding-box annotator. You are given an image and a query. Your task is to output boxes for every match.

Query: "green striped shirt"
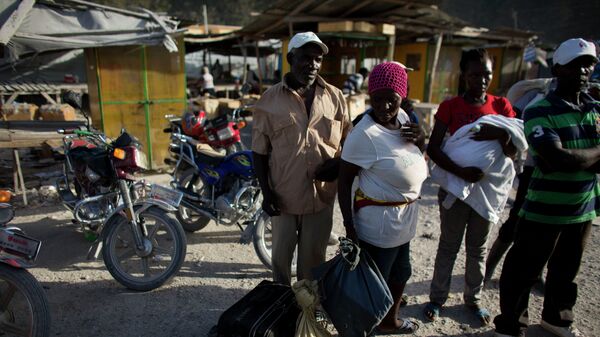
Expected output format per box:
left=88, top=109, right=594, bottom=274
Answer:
left=519, top=91, right=600, bottom=224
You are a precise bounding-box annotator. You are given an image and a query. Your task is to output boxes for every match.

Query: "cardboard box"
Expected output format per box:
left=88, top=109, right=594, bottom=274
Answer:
left=191, top=97, right=220, bottom=119
left=376, top=23, right=395, bottom=35
left=38, top=104, right=76, bottom=121
left=218, top=98, right=241, bottom=110
left=353, top=21, right=376, bottom=33
left=346, top=94, right=367, bottom=121
left=318, top=21, right=354, bottom=33
left=1, top=103, right=38, bottom=121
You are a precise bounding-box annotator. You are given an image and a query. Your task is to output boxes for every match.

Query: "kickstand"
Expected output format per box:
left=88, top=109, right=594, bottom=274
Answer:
left=86, top=241, right=103, bottom=260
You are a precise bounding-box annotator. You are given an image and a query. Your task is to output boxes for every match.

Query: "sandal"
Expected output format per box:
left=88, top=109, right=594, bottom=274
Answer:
left=375, top=319, right=420, bottom=335
left=466, top=304, right=491, bottom=326
left=423, top=302, right=441, bottom=322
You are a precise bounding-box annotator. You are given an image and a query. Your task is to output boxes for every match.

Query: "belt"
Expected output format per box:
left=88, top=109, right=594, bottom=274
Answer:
left=353, top=188, right=416, bottom=212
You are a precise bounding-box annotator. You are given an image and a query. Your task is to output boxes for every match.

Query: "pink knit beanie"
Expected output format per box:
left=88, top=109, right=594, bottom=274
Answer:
left=368, top=62, right=408, bottom=98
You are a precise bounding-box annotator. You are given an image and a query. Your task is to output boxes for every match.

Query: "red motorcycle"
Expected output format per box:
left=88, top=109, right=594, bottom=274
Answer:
left=0, top=190, right=50, bottom=337
left=175, top=107, right=249, bottom=154
left=56, top=127, right=187, bottom=291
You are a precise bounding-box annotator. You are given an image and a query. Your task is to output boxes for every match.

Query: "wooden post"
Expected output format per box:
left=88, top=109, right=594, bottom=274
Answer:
left=255, top=42, right=263, bottom=95
left=386, top=34, right=396, bottom=61
left=426, top=33, right=444, bottom=103
left=13, top=149, right=27, bottom=206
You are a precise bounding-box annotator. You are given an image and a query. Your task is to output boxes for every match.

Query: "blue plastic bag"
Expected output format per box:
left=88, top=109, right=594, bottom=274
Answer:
left=312, top=238, right=393, bottom=337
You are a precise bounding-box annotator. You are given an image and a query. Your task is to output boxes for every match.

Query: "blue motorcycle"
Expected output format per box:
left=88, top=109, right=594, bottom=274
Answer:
left=164, top=117, right=280, bottom=271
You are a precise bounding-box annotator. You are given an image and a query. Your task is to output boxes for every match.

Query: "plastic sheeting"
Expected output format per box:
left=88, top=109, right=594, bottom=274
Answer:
left=1, top=0, right=182, bottom=64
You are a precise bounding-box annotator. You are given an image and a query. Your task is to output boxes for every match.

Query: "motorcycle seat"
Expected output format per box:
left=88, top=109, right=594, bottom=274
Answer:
left=194, top=143, right=226, bottom=166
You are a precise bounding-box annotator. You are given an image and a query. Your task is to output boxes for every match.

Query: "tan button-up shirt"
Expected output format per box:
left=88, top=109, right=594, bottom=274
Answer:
left=252, top=75, right=352, bottom=215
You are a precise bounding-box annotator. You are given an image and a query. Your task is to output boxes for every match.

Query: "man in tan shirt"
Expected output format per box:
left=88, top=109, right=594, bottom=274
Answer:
left=252, top=32, right=352, bottom=284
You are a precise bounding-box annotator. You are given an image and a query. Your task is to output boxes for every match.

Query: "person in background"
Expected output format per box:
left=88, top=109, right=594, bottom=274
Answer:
left=343, top=67, right=370, bottom=95
left=338, top=62, right=426, bottom=334
left=424, top=48, right=517, bottom=326
left=494, top=38, right=599, bottom=337
left=198, top=66, right=215, bottom=96
left=212, top=59, right=223, bottom=81
left=252, top=32, right=352, bottom=285
left=484, top=77, right=556, bottom=287
left=244, top=64, right=261, bottom=94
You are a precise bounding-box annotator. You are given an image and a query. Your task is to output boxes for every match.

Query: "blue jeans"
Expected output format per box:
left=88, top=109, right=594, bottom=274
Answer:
left=358, top=240, right=412, bottom=284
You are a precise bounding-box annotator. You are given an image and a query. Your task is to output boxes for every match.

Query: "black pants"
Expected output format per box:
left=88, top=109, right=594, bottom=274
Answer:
left=497, top=166, right=534, bottom=243
left=359, top=240, right=412, bottom=284
left=493, top=218, right=592, bottom=335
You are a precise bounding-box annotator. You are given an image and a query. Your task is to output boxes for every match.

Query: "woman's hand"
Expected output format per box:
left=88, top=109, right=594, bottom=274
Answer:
left=459, top=166, right=485, bottom=183
left=400, top=122, right=421, bottom=144
left=343, top=221, right=358, bottom=243
left=471, top=123, right=506, bottom=141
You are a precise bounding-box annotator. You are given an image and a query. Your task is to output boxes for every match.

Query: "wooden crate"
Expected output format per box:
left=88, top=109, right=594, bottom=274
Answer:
left=354, top=21, right=376, bottom=33
left=38, top=104, right=76, bottom=121
left=376, top=23, right=396, bottom=36
left=1, top=103, right=37, bottom=121
left=318, top=21, right=354, bottom=33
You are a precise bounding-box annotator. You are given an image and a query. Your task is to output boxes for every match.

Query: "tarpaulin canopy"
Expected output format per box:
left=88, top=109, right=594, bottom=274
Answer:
left=0, top=0, right=184, bottom=65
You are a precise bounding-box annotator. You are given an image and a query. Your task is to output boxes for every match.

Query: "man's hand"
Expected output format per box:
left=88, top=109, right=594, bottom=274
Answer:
left=315, top=157, right=341, bottom=182
left=261, top=192, right=281, bottom=217
left=459, top=166, right=485, bottom=183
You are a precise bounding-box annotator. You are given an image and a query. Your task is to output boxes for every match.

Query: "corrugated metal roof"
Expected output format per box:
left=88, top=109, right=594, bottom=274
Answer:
left=240, top=0, right=535, bottom=45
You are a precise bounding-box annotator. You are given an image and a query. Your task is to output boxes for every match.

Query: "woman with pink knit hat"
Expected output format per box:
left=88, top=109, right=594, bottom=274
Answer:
left=338, top=62, right=428, bottom=335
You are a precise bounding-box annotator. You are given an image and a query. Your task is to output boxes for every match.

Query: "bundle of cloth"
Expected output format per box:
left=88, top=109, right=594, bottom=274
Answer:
left=429, top=114, right=527, bottom=224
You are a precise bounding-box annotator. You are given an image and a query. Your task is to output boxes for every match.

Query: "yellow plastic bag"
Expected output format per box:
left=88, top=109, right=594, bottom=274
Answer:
left=292, top=279, right=331, bottom=337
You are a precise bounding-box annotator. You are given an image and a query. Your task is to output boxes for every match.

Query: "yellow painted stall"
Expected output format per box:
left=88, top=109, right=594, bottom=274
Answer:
left=85, top=36, right=186, bottom=169
left=486, top=47, right=504, bottom=95
left=395, top=42, right=428, bottom=102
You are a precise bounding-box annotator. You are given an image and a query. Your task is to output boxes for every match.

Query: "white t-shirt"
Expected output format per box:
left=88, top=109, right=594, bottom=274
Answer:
left=202, top=73, right=214, bottom=89
left=341, top=112, right=428, bottom=248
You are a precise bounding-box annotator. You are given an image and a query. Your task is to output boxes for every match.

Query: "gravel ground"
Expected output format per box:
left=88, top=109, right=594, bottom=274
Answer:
left=9, top=174, right=600, bottom=337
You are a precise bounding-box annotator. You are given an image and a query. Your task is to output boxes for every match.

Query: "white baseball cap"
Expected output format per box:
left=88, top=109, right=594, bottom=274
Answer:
left=553, top=38, right=598, bottom=66
left=392, top=61, right=414, bottom=72
left=288, top=32, right=329, bottom=55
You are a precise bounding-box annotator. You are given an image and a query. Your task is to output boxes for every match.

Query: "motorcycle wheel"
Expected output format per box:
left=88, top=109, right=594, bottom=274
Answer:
left=102, top=206, right=187, bottom=291
left=0, top=264, right=50, bottom=337
left=175, top=169, right=211, bottom=232
left=252, top=212, right=297, bottom=276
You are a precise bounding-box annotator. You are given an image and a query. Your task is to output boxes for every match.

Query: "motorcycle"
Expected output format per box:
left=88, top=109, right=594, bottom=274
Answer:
left=170, top=106, right=249, bottom=156
left=0, top=190, right=50, bottom=337
left=55, top=127, right=187, bottom=292
left=163, top=121, right=280, bottom=270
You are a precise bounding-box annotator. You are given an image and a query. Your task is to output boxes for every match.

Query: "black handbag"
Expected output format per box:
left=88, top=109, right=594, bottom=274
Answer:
left=312, top=238, right=393, bottom=337
left=213, top=280, right=301, bottom=337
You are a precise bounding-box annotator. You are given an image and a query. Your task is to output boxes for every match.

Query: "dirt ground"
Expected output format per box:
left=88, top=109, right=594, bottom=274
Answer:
left=9, top=174, right=599, bottom=337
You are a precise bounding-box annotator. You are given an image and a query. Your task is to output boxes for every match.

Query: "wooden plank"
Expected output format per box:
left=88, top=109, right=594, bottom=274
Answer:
left=13, top=149, right=27, bottom=205
left=0, top=0, right=34, bottom=45
left=41, top=92, right=57, bottom=104
left=5, top=92, right=19, bottom=104
left=0, top=139, right=59, bottom=149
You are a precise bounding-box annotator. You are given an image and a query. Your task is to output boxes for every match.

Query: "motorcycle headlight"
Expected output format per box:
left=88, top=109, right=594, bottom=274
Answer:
left=134, top=150, right=148, bottom=170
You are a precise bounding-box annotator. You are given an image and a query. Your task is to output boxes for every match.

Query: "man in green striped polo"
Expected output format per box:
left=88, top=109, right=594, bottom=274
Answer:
left=494, top=38, right=599, bottom=337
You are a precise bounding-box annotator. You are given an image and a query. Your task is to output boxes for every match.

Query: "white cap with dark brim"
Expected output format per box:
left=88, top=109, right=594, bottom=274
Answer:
left=288, top=32, right=329, bottom=55
left=553, top=38, right=598, bottom=65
